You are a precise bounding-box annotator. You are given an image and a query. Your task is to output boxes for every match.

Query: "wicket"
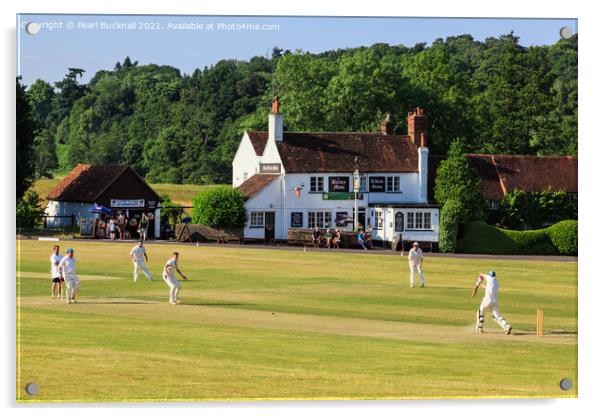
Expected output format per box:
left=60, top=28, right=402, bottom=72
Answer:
left=536, top=308, right=544, bottom=336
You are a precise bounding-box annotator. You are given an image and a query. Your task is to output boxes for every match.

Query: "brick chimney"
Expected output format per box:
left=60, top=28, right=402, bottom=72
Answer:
left=380, top=113, right=394, bottom=135
left=407, top=107, right=428, bottom=146
left=268, top=96, right=283, bottom=142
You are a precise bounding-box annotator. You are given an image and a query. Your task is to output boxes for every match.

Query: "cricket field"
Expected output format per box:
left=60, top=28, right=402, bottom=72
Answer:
left=16, top=239, right=577, bottom=402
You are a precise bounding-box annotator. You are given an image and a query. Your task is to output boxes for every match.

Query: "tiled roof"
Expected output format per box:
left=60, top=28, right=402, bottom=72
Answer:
left=428, top=154, right=578, bottom=201
left=490, top=154, right=577, bottom=195
left=247, top=131, right=419, bottom=173
left=46, top=164, right=160, bottom=203
left=248, top=132, right=269, bottom=156
left=236, top=174, right=280, bottom=200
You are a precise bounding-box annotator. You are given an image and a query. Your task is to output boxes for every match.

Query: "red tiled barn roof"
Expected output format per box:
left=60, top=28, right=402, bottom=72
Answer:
left=247, top=131, right=419, bottom=173
left=46, top=164, right=159, bottom=203
left=428, top=154, right=577, bottom=201
left=236, top=174, right=280, bottom=200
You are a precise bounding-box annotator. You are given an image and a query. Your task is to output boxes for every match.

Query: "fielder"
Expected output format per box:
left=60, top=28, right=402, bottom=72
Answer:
left=130, top=241, right=153, bottom=282
left=58, top=248, right=80, bottom=304
left=162, top=252, right=188, bottom=305
left=407, top=242, right=425, bottom=288
left=474, top=271, right=512, bottom=335
left=50, top=245, right=64, bottom=300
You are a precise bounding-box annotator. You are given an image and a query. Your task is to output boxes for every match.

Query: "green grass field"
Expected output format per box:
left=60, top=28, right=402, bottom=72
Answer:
left=16, top=240, right=577, bottom=402
left=32, top=177, right=216, bottom=207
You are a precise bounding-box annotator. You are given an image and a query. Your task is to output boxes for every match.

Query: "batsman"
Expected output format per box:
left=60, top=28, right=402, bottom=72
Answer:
left=472, top=271, right=512, bottom=335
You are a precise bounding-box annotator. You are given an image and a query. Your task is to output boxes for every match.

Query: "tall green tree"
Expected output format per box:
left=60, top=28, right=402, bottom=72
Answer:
left=434, top=139, right=486, bottom=221
left=16, top=77, right=37, bottom=198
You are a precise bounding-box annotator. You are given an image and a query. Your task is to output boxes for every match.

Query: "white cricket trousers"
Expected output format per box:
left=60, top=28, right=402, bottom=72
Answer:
left=65, top=277, right=80, bottom=303
left=133, top=260, right=153, bottom=281
left=408, top=261, right=425, bottom=287
left=477, top=297, right=510, bottom=332
left=163, top=274, right=181, bottom=303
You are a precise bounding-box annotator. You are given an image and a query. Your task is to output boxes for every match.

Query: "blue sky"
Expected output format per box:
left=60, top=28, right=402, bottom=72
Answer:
left=17, top=14, right=578, bottom=86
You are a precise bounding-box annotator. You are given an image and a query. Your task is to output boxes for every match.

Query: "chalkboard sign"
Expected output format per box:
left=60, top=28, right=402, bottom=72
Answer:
left=369, top=176, right=386, bottom=192
left=336, top=212, right=351, bottom=227
left=291, top=212, right=303, bottom=227
left=328, top=176, right=350, bottom=192
left=80, top=218, right=95, bottom=238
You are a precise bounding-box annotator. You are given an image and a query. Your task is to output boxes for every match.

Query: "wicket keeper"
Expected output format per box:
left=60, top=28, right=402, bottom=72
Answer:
left=475, top=271, right=512, bottom=335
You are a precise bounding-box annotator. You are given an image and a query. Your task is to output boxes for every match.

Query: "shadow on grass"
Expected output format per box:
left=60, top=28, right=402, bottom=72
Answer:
left=81, top=301, right=157, bottom=305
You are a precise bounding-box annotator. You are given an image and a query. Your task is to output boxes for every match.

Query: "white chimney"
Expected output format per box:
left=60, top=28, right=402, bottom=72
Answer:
left=269, top=113, right=283, bottom=142
left=418, top=133, right=429, bottom=203
left=269, top=96, right=283, bottom=142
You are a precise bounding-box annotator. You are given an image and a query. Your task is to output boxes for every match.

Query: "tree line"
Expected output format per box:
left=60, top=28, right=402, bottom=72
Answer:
left=23, top=33, right=577, bottom=185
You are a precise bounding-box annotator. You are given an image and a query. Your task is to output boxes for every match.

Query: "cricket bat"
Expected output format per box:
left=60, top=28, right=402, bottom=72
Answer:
left=471, top=277, right=480, bottom=298
left=471, top=284, right=479, bottom=298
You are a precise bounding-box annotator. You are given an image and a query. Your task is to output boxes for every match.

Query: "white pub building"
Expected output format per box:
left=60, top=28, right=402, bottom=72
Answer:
left=232, top=98, right=440, bottom=247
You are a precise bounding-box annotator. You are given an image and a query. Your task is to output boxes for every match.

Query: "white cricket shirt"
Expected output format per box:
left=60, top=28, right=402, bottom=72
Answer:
left=130, top=245, right=146, bottom=261
left=164, top=258, right=177, bottom=279
left=483, top=274, right=499, bottom=302
left=59, top=256, right=77, bottom=280
left=50, top=253, right=63, bottom=278
left=408, top=248, right=423, bottom=265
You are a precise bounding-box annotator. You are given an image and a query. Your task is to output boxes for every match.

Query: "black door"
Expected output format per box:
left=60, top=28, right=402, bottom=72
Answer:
left=264, top=212, right=275, bottom=242
left=395, top=212, right=404, bottom=232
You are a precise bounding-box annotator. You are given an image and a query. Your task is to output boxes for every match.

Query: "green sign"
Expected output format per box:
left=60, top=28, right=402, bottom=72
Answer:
left=322, top=192, right=363, bottom=200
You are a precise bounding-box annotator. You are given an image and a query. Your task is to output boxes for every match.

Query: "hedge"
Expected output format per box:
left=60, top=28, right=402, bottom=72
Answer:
left=459, top=220, right=577, bottom=255
left=547, top=220, right=578, bottom=255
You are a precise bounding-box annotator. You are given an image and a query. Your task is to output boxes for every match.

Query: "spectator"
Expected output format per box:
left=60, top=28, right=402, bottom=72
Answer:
left=117, top=212, right=127, bottom=240
left=324, top=229, right=333, bottom=249
left=108, top=217, right=117, bottom=240
left=357, top=229, right=368, bottom=250
left=312, top=226, right=321, bottom=248
left=129, top=216, right=139, bottom=240
left=333, top=229, right=342, bottom=249
left=138, top=212, right=149, bottom=242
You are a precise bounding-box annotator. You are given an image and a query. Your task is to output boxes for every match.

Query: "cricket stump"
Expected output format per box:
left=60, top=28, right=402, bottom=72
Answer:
left=536, top=308, right=544, bottom=337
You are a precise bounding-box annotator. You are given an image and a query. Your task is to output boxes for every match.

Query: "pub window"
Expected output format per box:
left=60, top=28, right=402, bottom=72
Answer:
left=416, top=212, right=424, bottom=229
left=489, top=200, right=500, bottom=210
left=243, top=172, right=248, bottom=181
left=308, top=211, right=331, bottom=228
left=310, top=176, right=324, bottom=192
left=407, top=212, right=415, bottom=229
left=250, top=212, right=265, bottom=228
left=424, top=212, right=432, bottom=229
left=375, top=210, right=384, bottom=229
left=386, top=176, right=400, bottom=192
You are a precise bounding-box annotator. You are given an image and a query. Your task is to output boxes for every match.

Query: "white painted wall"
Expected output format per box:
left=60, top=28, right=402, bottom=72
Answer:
left=44, top=200, right=96, bottom=228
left=232, top=132, right=260, bottom=187
left=371, top=207, right=439, bottom=243
left=242, top=177, right=284, bottom=239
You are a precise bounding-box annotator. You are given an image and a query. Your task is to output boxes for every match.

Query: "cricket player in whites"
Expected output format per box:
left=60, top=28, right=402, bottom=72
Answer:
left=162, top=252, right=188, bottom=304
left=130, top=241, right=153, bottom=282
left=474, top=271, right=512, bottom=335
left=58, top=248, right=80, bottom=304
left=408, top=242, right=426, bottom=288
left=50, top=245, right=64, bottom=299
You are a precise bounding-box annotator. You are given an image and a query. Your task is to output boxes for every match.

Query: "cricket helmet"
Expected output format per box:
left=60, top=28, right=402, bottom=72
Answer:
left=488, top=270, right=496, bottom=277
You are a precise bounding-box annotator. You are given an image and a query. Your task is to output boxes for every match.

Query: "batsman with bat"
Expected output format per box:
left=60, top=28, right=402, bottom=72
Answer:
left=472, top=270, right=512, bottom=335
